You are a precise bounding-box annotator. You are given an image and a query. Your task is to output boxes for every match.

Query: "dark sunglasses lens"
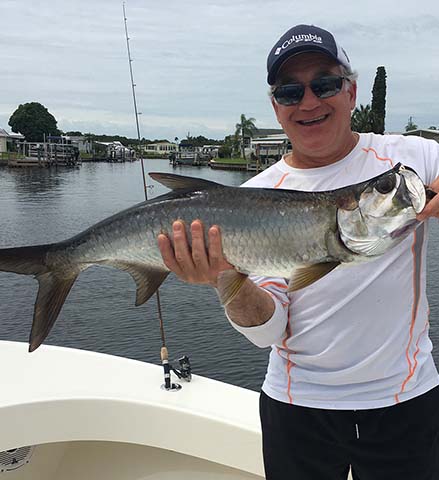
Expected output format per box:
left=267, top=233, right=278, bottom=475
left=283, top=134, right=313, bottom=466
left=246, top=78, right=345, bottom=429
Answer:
left=311, top=76, right=343, bottom=99
left=274, top=84, right=304, bottom=105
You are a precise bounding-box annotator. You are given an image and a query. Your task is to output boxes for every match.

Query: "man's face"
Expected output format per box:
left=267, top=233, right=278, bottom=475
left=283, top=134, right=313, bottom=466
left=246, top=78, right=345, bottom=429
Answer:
left=271, top=52, right=357, bottom=164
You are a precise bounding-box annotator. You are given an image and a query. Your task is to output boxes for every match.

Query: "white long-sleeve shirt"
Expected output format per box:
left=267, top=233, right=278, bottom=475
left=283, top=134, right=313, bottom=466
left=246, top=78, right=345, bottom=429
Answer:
left=228, top=133, right=439, bottom=409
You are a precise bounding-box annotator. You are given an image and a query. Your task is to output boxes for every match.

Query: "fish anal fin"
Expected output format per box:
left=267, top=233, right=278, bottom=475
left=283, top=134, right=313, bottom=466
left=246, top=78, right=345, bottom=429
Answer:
left=30, top=271, right=79, bottom=352
left=216, top=270, right=248, bottom=306
left=149, top=172, right=220, bottom=191
left=288, top=262, right=340, bottom=292
left=107, top=261, right=169, bottom=306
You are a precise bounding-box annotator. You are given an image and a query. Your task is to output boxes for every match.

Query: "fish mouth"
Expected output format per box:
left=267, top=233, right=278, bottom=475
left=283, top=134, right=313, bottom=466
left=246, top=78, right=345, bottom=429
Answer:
left=297, top=114, right=330, bottom=126
left=390, top=220, right=418, bottom=239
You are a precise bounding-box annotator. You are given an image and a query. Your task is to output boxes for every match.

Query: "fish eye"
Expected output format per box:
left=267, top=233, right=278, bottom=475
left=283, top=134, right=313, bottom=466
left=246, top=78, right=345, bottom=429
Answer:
left=375, top=174, right=396, bottom=194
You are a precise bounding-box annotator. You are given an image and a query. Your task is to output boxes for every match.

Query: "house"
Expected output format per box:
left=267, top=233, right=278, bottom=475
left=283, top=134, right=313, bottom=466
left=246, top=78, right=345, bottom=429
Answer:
left=250, top=132, right=291, bottom=164
left=95, top=141, right=135, bottom=161
left=65, top=135, right=93, bottom=153
left=403, top=129, right=439, bottom=143
left=143, top=141, right=177, bottom=155
left=0, top=128, right=24, bottom=153
left=200, top=145, right=219, bottom=158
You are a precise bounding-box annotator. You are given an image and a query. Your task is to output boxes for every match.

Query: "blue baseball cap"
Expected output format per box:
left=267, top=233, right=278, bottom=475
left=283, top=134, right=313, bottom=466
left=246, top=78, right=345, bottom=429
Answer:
left=267, top=24, right=352, bottom=85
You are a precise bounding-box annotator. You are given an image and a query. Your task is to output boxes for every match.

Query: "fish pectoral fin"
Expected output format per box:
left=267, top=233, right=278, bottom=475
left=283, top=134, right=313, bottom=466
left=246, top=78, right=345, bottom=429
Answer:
left=149, top=172, right=221, bottom=191
left=30, top=271, right=79, bottom=352
left=216, top=269, right=248, bottom=306
left=106, top=261, right=169, bottom=306
left=288, top=262, right=340, bottom=292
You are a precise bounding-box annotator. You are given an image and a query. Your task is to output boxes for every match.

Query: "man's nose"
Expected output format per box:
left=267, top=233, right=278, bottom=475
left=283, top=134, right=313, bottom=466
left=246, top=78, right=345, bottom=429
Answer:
left=298, top=86, right=321, bottom=110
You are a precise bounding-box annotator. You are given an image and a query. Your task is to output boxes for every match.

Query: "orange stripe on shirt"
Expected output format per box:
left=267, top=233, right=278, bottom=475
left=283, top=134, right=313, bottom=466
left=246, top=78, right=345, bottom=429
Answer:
left=395, top=231, right=423, bottom=403
left=278, top=308, right=295, bottom=404
left=274, top=173, right=289, bottom=188
left=362, top=147, right=394, bottom=167
left=259, top=281, right=288, bottom=290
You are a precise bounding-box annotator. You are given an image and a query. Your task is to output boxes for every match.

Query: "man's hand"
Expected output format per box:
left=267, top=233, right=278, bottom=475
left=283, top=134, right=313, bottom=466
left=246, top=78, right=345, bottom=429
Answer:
left=157, top=219, right=233, bottom=287
left=417, top=178, right=439, bottom=221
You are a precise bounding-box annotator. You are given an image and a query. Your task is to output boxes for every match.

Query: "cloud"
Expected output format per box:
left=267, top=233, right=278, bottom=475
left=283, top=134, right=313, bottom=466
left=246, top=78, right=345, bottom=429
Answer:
left=1, top=0, right=438, bottom=140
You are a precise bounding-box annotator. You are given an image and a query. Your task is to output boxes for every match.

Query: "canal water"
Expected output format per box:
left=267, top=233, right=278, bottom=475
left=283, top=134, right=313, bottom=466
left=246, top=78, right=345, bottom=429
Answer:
left=0, top=160, right=438, bottom=392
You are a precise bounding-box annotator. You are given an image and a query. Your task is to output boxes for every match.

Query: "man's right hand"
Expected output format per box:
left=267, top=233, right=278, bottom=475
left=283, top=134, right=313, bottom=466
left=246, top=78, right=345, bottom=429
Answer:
left=157, top=219, right=234, bottom=287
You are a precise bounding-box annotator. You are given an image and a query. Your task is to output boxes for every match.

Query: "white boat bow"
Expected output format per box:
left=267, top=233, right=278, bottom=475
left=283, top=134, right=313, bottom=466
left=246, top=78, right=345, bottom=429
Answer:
left=0, top=341, right=264, bottom=479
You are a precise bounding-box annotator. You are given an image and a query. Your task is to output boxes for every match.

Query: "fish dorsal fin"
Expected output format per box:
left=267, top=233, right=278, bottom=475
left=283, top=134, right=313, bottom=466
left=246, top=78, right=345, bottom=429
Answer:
left=288, top=262, right=340, bottom=292
left=149, top=172, right=221, bottom=191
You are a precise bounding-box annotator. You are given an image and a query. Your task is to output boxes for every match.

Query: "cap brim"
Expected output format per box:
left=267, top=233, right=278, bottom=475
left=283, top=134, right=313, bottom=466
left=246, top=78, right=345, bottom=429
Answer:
left=267, top=45, right=340, bottom=85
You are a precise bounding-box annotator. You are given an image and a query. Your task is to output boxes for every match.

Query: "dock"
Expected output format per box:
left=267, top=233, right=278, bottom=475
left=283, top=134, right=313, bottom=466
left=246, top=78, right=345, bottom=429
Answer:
left=8, top=141, right=81, bottom=168
left=209, top=159, right=265, bottom=173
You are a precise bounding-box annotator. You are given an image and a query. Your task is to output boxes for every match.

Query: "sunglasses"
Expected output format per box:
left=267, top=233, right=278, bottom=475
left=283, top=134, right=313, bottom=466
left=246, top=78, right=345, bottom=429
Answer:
left=272, top=75, right=348, bottom=106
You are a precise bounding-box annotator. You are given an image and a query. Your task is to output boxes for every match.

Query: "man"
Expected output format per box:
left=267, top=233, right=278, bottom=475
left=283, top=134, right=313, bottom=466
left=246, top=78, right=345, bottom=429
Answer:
left=158, top=25, right=439, bottom=479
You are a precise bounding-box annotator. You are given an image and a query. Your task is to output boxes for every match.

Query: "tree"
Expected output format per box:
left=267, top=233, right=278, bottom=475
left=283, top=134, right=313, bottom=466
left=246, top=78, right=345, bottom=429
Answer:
left=235, top=114, right=257, bottom=159
left=65, top=131, right=83, bottom=136
left=351, top=104, right=375, bottom=133
left=371, top=66, right=387, bottom=134
left=405, top=116, right=418, bottom=132
left=8, top=102, right=61, bottom=142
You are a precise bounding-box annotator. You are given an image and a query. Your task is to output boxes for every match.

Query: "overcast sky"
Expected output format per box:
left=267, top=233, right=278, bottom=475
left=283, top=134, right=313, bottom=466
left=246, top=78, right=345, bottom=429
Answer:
left=2, top=0, right=438, bottom=140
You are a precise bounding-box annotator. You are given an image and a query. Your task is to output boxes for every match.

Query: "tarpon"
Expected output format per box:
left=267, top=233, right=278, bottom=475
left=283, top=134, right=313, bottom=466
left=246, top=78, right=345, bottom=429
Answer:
left=0, top=163, right=432, bottom=351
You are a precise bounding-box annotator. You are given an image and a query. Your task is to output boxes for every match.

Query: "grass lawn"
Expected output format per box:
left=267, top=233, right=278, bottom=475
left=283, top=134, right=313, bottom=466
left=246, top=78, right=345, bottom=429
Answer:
left=0, top=152, right=24, bottom=159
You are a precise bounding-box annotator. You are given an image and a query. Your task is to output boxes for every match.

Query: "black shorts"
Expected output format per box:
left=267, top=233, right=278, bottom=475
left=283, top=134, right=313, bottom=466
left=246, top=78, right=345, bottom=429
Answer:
left=260, top=386, right=439, bottom=480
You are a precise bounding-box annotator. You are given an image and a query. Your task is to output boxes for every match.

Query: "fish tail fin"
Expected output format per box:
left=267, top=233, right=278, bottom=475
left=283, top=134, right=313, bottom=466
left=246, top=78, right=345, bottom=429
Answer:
left=30, top=270, right=79, bottom=352
left=0, top=245, right=79, bottom=352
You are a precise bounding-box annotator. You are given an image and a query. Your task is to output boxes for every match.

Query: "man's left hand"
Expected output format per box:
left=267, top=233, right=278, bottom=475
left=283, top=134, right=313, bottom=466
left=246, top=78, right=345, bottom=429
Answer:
left=417, top=177, right=439, bottom=221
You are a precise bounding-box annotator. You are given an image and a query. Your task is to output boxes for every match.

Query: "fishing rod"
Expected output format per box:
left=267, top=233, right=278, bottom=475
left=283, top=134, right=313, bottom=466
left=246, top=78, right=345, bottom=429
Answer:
left=122, top=3, right=191, bottom=391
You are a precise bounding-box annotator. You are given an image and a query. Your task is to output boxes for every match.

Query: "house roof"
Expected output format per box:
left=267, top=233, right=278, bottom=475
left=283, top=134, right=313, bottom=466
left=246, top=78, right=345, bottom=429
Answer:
left=403, top=129, right=439, bottom=142
left=253, top=128, right=284, bottom=136
left=403, top=128, right=439, bottom=135
left=0, top=128, right=24, bottom=139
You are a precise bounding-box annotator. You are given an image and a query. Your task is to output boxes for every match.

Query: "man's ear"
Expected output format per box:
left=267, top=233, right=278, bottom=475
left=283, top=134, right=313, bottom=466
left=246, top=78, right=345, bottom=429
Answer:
left=349, top=81, right=357, bottom=110
left=271, top=97, right=281, bottom=124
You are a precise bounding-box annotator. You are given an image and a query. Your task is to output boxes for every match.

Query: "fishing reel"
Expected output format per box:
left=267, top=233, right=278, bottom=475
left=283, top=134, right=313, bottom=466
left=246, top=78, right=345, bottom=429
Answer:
left=160, top=348, right=192, bottom=392
left=170, top=355, right=192, bottom=382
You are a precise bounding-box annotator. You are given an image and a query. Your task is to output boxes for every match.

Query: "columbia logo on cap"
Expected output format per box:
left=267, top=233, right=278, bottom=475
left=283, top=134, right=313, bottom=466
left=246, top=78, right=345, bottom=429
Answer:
left=275, top=33, right=323, bottom=55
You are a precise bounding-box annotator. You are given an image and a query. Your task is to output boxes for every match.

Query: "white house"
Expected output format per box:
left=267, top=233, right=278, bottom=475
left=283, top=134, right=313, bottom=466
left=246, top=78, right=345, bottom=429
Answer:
left=250, top=132, right=291, bottom=163
left=143, top=141, right=177, bottom=155
left=65, top=135, right=93, bottom=153
left=0, top=128, right=24, bottom=153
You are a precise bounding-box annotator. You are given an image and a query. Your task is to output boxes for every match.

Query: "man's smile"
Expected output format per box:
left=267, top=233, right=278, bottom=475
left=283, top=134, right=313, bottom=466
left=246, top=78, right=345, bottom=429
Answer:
left=297, top=114, right=330, bottom=126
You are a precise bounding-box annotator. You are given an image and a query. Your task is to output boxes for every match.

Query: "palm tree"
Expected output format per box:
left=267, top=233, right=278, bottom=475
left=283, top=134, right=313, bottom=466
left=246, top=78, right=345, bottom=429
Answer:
left=351, top=104, right=375, bottom=133
left=235, top=114, right=257, bottom=159
left=405, top=116, right=418, bottom=132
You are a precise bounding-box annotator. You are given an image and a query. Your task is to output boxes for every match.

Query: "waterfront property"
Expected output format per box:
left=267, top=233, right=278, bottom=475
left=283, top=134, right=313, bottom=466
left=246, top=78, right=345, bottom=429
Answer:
left=143, top=141, right=177, bottom=157
left=9, top=139, right=81, bottom=168
left=94, top=141, right=136, bottom=162
left=66, top=135, right=93, bottom=154
left=250, top=133, right=291, bottom=165
left=0, top=128, right=24, bottom=162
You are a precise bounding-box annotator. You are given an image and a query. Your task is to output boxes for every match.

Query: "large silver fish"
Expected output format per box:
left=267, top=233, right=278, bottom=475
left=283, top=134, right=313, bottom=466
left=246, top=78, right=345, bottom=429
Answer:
left=0, top=163, right=432, bottom=352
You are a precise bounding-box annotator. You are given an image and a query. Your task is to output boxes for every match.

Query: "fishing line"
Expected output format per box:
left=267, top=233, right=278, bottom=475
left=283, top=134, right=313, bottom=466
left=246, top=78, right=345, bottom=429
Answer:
left=122, top=3, right=179, bottom=390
